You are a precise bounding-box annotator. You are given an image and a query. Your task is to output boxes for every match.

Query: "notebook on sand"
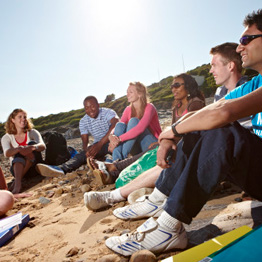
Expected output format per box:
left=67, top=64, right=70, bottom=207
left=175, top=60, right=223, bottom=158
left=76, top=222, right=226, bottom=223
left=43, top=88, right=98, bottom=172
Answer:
left=0, top=213, right=30, bottom=247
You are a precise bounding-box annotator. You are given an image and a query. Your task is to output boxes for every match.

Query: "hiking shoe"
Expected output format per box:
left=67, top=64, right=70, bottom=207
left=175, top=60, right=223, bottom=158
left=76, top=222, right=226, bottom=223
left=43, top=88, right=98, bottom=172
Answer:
left=105, top=217, right=188, bottom=256
left=113, top=195, right=165, bottom=220
left=36, top=164, right=64, bottom=177
left=84, top=191, right=114, bottom=211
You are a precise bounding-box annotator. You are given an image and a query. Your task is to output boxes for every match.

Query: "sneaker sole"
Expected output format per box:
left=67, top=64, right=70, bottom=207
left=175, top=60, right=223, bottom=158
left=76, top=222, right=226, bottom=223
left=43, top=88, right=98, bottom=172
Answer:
left=36, top=164, right=62, bottom=178
left=84, top=192, right=109, bottom=211
left=92, top=169, right=105, bottom=185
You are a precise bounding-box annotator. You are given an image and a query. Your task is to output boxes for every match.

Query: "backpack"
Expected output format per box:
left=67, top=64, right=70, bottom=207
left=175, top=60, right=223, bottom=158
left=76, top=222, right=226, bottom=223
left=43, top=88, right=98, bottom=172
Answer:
left=43, top=131, right=71, bottom=165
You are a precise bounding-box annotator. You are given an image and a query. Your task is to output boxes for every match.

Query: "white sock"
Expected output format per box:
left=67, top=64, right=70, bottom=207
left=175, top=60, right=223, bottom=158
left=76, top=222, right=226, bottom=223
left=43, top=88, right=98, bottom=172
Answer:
left=148, top=187, right=168, bottom=204
left=110, top=188, right=126, bottom=202
left=157, top=210, right=180, bottom=230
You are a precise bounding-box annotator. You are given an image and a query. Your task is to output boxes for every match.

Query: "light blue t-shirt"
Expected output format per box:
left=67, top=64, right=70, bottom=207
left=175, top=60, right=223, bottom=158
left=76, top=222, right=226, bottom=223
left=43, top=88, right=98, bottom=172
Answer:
left=225, top=74, right=262, bottom=137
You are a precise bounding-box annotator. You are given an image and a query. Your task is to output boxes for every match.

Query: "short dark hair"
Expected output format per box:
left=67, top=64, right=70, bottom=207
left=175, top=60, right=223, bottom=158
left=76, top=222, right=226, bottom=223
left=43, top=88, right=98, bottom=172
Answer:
left=243, top=9, right=262, bottom=32
left=83, top=96, right=98, bottom=105
left=210, top=42, right=242, bottom=73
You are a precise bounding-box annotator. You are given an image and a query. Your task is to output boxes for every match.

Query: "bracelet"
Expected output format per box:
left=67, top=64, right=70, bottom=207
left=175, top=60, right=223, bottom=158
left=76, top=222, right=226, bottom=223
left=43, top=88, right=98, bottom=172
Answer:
left=35, top=145, right=38, bottom=151
left=171, top=121, right=184, bottom=137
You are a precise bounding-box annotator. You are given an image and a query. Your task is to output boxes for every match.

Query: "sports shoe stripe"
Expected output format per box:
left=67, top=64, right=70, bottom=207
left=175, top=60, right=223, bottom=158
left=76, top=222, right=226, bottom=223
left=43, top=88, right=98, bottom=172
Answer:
left=118, top=202, right=159, bottom=218
left=124, top=242, right=140, bottom=250
left=155, top=229, right=173, bottom=247
left=117, top=242, right=140, bottom=252
left=121, top=210, right=138, bottom=218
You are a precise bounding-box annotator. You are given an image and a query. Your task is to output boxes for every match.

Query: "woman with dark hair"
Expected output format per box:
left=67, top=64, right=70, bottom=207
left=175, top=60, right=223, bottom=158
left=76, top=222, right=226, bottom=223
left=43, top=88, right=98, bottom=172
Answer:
left=85, top=74, right=206, bottom=211
left=1, top=109, right=46, bottom=193
left=171, top=73, right=205, bottom=124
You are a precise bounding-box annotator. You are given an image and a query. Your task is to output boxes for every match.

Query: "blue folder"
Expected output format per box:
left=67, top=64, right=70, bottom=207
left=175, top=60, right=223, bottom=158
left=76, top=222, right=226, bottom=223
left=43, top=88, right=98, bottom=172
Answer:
left=0, top=214, right=30, bottom=247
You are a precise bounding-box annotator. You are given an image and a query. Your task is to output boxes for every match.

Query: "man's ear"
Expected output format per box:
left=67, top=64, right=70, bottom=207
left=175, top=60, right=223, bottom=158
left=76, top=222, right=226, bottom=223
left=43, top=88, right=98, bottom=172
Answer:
left=228, top=61, right=235, bottom=72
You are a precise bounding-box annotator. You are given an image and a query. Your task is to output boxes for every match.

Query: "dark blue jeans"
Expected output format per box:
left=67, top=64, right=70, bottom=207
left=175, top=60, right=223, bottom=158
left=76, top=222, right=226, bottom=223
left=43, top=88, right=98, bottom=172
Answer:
left=156, top=122, right=262, bottom=224
left=59, top=142, right=110, bottom=173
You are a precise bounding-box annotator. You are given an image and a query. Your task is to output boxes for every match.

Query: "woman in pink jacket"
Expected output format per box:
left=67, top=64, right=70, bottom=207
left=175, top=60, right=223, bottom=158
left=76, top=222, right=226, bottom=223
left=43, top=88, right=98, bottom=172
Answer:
left=109, top=82, right=161, bottom=161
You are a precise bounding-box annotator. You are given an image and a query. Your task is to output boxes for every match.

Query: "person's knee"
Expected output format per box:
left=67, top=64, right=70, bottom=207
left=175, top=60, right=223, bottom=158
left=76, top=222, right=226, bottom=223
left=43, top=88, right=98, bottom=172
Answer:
left=128, top=117, right=139, bottom=126
left=114, top=122, right=127, bottom=136
left=0, top=191, right=15, bottom=215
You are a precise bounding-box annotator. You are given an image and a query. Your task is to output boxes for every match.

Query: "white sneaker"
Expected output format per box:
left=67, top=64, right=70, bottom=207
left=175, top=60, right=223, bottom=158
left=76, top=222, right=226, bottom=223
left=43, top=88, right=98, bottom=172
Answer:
left=105, top=217, right=188, bottom=256
left=113, top=195, right=165, bottom=220
left=36, top=164, right=64, bottom=177
left=84, top=191, right=114, bottom=211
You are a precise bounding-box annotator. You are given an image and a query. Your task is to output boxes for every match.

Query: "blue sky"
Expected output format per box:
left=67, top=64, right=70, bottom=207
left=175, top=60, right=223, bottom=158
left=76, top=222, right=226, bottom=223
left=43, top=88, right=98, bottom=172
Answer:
left=0, top=1, right=261, bottom=122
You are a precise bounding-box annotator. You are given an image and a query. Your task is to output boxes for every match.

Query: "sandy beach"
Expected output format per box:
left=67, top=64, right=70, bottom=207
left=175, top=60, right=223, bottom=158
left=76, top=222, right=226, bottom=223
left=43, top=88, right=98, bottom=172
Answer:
left=0, top=138, right=243, bottom=262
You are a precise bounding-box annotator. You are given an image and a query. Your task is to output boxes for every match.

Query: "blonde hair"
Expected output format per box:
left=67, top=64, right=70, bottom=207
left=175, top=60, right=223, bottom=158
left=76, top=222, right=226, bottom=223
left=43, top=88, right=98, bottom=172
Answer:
left=5, top=108, right=34, bottom=135
left=129, top=82, right=149, bottom=119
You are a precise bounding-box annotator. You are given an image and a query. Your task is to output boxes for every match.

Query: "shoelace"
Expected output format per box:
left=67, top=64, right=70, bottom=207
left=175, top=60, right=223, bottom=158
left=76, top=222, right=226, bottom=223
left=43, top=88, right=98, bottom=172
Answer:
left=124, top=230, right=145, bottom=242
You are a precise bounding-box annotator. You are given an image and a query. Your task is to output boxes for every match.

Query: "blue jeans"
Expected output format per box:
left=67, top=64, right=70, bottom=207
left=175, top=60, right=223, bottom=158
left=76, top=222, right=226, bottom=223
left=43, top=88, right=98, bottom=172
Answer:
left=59, top=142, right=110, bottom=173
left=156, top=122, right=262, bottom=224
left=112, top=118, right=158, bottom=161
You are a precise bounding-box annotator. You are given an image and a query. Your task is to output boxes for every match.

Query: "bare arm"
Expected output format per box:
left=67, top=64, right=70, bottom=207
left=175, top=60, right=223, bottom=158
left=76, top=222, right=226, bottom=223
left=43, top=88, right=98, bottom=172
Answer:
left=160, top=88, right=262, bottom=141
left=4, top=129, right=46, bottom=158
left=81, top=134, right=89, bottom=152
left=99, top=117, right=119, bottom=146
left=86, top=117, right=119, bottom=157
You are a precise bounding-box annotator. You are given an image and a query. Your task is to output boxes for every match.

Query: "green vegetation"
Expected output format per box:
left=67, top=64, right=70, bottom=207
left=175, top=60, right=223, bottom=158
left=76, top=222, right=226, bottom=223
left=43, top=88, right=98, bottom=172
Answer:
left=0, top=63, right=258, bottom=138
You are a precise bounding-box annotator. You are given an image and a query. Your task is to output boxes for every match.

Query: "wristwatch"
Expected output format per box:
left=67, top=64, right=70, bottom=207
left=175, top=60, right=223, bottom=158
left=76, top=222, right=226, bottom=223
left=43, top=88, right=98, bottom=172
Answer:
left=171, top=121, right=184, bottom=137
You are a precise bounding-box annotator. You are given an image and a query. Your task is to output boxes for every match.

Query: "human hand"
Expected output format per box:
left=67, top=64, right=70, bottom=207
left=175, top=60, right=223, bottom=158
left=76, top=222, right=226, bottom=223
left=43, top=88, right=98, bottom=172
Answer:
left=156, top=139, right=177, bottom=169
left=108, top=135, right=121, bottom=153
left=19, top=146, right=34, bottom=156
left=86, top=143, right=102, bottom=158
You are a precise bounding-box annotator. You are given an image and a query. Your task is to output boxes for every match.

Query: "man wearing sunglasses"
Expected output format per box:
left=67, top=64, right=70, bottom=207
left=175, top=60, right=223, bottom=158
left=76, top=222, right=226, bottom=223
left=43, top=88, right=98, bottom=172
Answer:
left=105, top=9, right=262, bottom=256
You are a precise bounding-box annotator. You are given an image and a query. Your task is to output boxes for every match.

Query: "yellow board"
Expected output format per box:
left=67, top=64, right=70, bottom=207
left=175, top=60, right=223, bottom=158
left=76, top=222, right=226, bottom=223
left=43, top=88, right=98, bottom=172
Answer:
left=161, top=225, right=251, bottom=262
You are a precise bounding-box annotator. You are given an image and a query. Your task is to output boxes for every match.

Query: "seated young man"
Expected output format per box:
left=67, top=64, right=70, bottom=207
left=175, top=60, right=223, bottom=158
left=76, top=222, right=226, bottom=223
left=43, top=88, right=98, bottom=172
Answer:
left=84, top=42, right=249, bottom=211
left=105, top=9, right=262, bottom=256
left=36, top=96, right=119, bottom=177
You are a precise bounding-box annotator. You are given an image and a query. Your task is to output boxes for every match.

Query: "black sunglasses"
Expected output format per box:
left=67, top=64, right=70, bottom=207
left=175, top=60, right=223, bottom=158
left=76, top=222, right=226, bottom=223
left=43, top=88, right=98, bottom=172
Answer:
left=239, top=34, right=262, bottom=46
left=171, top=82, right=185, bottom=89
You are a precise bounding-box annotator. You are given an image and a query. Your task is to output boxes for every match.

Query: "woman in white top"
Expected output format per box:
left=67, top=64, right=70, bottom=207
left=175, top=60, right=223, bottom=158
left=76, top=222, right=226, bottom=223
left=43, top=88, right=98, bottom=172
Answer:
left=1, top=109, right=46, bottom=193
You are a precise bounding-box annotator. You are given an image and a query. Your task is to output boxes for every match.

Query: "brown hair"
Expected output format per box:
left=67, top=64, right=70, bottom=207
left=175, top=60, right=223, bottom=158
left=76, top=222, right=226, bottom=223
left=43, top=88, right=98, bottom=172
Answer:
left=210, top=42, right=242, bottom=73
left=4, top=108, right=34, bottom=134
left=129, top=82, right=149, bottom=119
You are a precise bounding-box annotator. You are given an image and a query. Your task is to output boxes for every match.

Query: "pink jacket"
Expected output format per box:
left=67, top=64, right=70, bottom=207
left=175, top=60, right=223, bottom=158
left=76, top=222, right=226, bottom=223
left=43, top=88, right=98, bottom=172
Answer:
left=119, top=103, right=162, bottom=142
